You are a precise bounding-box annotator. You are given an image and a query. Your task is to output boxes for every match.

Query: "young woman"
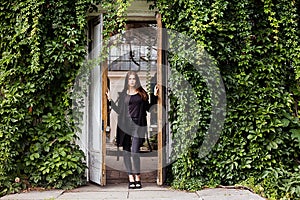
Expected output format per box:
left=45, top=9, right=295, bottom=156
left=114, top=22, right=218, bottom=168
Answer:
left=106, top=71, right=158, bottom=189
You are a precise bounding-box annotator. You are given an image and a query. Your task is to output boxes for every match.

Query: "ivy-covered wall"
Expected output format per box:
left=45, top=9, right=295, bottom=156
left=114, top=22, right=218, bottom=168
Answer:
left=0, top=0, right=129, bottom=196
left=0, top=0, right=92, bottom=195
left=153, top=0, right=300, bottom=199
left=1, top=0, right=300, bottom=199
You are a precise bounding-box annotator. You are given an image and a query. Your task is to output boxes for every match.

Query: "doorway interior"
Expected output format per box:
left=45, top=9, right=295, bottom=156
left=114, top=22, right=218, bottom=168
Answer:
left=105, top=21, right=161, bottom=184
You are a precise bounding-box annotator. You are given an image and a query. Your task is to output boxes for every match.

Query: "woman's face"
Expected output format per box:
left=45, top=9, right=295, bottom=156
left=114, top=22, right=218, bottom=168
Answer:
left=128, top=74, right=136, bottom=88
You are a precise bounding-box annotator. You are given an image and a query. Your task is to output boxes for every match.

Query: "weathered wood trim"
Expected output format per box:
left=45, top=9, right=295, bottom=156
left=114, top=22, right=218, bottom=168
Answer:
left=156, top=13, right=163, bottom=186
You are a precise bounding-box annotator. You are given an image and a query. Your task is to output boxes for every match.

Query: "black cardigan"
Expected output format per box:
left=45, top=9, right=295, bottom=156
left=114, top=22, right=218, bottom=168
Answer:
left=111, top=91, right=157, bottom=147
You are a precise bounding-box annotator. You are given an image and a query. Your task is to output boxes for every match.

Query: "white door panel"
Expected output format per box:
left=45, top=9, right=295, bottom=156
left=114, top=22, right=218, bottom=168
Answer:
left=88, top=14, right=103, bottom=185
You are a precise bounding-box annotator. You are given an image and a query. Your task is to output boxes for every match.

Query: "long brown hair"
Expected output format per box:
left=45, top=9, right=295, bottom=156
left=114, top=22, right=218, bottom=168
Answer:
left=123, top=71, right=148, bottom=101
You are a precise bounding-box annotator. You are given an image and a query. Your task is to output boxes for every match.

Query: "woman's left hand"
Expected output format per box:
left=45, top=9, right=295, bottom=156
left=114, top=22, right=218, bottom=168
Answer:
left=154, top=85, right=159, bottom=96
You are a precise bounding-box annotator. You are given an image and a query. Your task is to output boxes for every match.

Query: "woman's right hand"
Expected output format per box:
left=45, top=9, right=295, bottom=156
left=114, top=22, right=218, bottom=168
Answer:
left=106, top=89, right=111, bottom=101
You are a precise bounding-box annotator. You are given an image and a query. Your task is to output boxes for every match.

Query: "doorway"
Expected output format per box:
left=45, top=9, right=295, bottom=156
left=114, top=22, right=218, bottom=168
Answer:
left=83, top=2, right=168, bottom=186
left=104, top=20, right=167, bottom=185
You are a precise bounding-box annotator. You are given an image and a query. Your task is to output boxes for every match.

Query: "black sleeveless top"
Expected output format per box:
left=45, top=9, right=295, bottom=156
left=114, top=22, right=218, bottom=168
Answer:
left=125, top=93, right=143, bottom=118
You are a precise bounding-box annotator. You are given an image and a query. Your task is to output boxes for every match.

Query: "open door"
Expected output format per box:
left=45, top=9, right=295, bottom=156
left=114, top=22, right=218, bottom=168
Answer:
left=87, top=14, right=106, bottom=186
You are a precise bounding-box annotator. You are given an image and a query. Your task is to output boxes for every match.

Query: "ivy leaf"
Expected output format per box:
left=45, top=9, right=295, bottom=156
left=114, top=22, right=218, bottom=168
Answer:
left=291, top=129, right=300, bottom=147
left=281, top=118, right=290, bottom=127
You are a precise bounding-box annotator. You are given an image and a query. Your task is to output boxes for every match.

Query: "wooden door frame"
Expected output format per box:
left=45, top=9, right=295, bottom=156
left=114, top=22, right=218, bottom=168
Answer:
left=101, top=61, right=108, bottom=186
left=156, top=13, right=164, bottom=185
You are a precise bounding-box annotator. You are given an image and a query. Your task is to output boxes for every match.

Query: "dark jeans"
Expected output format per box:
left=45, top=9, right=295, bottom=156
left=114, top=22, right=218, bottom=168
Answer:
left=123, top=137, right=143, bottom=175
left=122, top=117, right=144, bottom=175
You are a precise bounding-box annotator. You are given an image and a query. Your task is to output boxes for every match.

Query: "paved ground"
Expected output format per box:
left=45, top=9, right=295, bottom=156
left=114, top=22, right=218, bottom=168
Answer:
left=1, top=183, right=266, bottom=200
left=1, top=144, right=266, bottom=200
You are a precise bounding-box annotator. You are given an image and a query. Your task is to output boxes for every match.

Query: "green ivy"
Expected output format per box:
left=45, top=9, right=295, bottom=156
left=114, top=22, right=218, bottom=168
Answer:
left=153, top=0, right=300, bottom=199
left=1, top=0, right=300, bottom=199
left=0, top=0, right=89, bottom=196
left=0, top=0, right=131, bottom=196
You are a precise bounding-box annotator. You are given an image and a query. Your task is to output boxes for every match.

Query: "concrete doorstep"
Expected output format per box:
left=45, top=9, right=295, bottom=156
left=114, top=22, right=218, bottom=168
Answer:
left=0, top=183, right=266, bottom=200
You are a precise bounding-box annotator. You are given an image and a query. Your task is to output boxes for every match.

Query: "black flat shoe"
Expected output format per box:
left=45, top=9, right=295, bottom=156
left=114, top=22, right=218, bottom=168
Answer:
left=135, top=181, right=142, bottom=189
left=128, top=181, right=136, bottom=189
